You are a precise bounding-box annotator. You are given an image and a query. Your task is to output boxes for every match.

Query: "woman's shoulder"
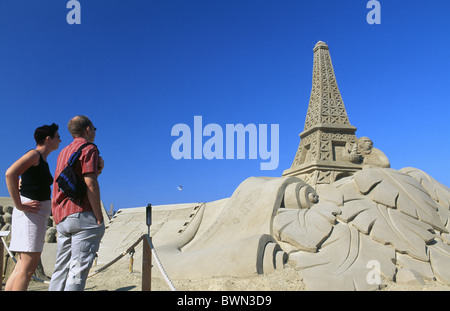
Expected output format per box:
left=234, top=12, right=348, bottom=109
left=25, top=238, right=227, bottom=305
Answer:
left=23, top=149, right=42, bottom=166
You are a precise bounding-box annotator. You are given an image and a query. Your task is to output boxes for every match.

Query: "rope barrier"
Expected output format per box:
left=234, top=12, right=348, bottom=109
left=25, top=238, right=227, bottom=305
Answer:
left=145, top=235, right=177, bottom=291
left=87, top=234, right=145, bottom=278
left=88, top=234, right=177, bottom=291
left=87, top=234, right=177, bottom=291
left=3, top=201, right=181, bottom=291
left=2, top=233, right=177, bottom=291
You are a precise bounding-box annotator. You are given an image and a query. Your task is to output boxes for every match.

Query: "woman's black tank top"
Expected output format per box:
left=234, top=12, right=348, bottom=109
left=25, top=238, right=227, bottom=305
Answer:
left=19, top=151, right=53, bottom=201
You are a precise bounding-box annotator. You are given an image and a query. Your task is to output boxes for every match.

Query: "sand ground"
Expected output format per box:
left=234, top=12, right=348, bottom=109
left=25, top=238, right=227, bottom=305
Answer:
left=3, top=198, right=450, bottom=292
left=25, top=256, right=450, bottom=292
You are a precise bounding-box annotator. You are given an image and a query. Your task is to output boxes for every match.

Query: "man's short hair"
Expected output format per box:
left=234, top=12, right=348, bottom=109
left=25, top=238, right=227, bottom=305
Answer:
left=68, top=115, right=93, bottom=138
left=34, top=123, right=59, bottom=145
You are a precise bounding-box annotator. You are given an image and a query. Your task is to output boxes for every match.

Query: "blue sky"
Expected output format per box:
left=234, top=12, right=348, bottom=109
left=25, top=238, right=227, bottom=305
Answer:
left=1, top=1, right=449, bottom=211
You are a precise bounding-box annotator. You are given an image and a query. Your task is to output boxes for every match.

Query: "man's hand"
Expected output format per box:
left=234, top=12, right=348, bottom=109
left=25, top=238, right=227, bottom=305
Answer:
left=84, top=173, right=103, bottom=225
left=98, top=156, right=104, bottom=175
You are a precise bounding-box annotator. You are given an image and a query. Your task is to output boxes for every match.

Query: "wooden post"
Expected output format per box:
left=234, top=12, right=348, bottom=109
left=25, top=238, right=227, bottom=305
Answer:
left=142, top=235, right=152, bottom=291
left=142, top=204, right=152, bottom=291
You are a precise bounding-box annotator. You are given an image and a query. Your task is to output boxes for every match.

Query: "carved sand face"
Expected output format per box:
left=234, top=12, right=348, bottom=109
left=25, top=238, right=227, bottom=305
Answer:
left=358, top=137, right=373, bottom=154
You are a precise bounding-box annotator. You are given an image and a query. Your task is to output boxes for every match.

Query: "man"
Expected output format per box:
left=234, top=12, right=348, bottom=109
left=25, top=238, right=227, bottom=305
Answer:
left=49, top=115, right=105, bottom=291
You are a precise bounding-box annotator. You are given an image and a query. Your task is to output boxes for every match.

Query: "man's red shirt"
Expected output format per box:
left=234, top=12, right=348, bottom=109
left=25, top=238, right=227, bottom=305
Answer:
left=52, top=137, right=99, bottom=224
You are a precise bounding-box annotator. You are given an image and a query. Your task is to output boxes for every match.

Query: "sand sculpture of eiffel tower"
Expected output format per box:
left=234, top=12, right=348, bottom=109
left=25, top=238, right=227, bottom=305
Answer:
left=283, top=41, right=362, bottom=184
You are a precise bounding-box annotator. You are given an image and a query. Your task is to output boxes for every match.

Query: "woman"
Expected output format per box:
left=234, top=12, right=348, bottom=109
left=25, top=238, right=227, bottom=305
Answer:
left=4, top=123, right=61, bottom=291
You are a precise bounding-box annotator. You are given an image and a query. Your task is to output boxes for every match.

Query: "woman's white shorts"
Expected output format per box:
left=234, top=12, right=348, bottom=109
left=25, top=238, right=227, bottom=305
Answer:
left=9, top=196, right=51, bottom=253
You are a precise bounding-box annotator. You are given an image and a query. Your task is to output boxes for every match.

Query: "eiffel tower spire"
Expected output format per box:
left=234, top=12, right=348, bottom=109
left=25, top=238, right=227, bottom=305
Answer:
left=302, top=41, right=356, bottom=135
left=283, top=41, right=361, bottom=184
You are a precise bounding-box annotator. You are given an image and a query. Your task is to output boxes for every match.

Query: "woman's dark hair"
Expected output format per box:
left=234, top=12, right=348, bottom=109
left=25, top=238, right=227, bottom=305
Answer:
left=34, top=123, right=59, bottom=145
